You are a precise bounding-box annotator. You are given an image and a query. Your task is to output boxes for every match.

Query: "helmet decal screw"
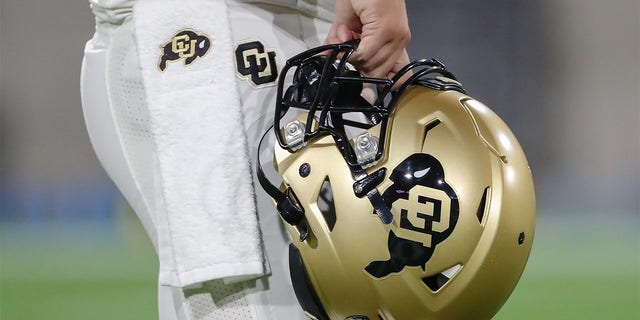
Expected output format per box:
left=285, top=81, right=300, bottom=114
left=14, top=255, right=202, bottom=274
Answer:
left=299, top=163, right=311, bottom=177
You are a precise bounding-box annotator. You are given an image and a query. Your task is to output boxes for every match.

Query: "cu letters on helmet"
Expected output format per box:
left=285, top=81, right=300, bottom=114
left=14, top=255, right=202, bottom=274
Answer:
left=365, top=152, right=460, bottom=279
left=258, top=40, right=536, bottom=320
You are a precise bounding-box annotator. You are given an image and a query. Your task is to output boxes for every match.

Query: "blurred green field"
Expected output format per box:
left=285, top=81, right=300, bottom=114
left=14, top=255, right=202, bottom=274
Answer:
left=0, top=214, right=159, bottom=320
left=494, top=212, right=639, bottom=320
left=1, top=212, right=638, bottom=320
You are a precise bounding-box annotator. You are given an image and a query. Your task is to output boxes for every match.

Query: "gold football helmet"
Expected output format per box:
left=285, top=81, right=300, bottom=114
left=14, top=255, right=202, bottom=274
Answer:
left=257, top=41, right=535, bottom=320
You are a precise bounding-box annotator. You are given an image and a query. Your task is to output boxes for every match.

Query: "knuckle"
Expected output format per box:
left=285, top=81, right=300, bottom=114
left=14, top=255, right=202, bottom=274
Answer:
left=395, top=25, right=411, bottom=44
left=403, top=29, right=412, bottom=44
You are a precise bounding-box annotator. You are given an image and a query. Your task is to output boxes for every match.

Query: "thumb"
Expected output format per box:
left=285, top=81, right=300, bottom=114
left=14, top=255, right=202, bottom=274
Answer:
left=337, top=24, right=356, bottom=42
left=325, top=24, right=357, bottom=45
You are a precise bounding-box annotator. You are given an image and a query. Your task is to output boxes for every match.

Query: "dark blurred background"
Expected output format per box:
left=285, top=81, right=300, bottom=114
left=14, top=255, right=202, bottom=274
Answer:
left=1, top=0, right=638, bottom=319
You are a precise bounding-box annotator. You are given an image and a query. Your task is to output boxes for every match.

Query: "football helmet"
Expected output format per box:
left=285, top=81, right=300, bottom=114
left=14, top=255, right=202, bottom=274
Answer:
left=257, top=41, right=535, bottom=320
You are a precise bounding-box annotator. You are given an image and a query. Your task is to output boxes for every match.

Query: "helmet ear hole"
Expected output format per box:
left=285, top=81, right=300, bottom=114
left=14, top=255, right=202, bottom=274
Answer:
left=288, top=244, right=330, bottom=320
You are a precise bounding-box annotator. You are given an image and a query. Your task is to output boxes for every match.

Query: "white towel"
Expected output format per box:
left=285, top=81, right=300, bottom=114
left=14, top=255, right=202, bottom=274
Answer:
left=132, top=0, right=267, bottom=287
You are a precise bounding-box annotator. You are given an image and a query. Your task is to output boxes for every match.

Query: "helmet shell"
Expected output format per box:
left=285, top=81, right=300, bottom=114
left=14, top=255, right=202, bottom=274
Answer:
left=274, top=86, right=535, bottom=320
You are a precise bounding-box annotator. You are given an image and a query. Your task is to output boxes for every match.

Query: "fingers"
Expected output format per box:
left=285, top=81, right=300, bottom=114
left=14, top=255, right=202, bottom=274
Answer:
left=322, top=24, right=357, bottom=59
left=323, top=0, right=412, bottom=81
left=324, top=24, right=341, bottom=45
left=389, top=49, right=412, bottom=90
left=324, top=0, right=360, bottom=45
left=355, top=37, right=409, bottom=78
left=337, top=24, right=355, bottom=43
left=349, top=0, right=411, bottom=78
left=326, top=24, right=357, bottom=45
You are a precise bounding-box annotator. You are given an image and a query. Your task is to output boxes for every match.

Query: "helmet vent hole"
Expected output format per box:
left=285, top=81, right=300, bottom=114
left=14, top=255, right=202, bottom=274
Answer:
left=317, top=178, right=337, bottom=231
left=421, top=119, right=441, bottom=150
left=476, top=187, right=490, bottom=225
left=421, top=264, right=462, bottom=292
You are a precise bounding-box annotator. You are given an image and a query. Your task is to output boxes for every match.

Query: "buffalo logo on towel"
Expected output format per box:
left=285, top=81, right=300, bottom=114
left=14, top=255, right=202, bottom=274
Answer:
left=365, top=153, right=460, bottom=278
left=159, top=30, right=211, bottom=72
left=234, top=40, right=278, bottom=87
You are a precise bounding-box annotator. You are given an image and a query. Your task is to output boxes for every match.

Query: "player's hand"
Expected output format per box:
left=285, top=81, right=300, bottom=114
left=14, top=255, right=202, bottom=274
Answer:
left=324, top=0, right=411, bottom=80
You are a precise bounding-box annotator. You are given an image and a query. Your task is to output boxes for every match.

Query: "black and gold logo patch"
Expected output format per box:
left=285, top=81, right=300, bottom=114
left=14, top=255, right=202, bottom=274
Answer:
left=159, top=30, right=211, bottom=72
left=234, top=40, right=278, bottom=87
left=365, top=153, right=460, bottom=278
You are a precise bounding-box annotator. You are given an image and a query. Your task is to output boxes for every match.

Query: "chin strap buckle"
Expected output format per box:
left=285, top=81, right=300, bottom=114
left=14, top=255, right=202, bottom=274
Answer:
left=352, top=167, right=393, bottom=224
left=276, top=188, right=311, bottom=242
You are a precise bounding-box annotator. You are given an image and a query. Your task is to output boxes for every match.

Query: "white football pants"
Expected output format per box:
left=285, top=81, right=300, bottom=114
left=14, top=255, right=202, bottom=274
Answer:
left=81, top=1, right=331, bottom=319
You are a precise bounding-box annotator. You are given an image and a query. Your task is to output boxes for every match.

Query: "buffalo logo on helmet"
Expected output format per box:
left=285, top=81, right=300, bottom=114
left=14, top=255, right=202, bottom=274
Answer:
left=158, top=30, right=211, bottom=72
left=365, top=153, right=459, bottom=278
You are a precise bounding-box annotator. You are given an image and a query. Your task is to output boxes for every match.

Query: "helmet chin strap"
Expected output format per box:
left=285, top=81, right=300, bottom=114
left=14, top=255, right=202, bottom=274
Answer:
left=256, top=128, right=311, bottom=242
